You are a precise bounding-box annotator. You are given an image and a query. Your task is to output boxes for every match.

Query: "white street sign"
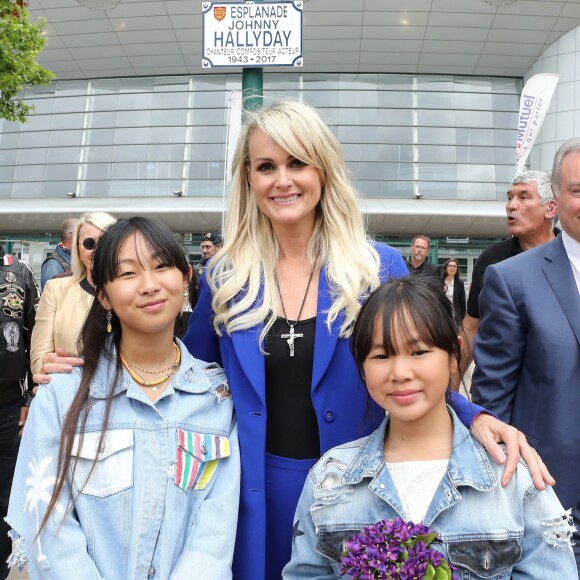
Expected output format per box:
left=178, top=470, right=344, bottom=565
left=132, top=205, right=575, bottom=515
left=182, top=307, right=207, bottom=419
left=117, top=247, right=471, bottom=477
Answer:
left=202, top=1, right=303, bottom=68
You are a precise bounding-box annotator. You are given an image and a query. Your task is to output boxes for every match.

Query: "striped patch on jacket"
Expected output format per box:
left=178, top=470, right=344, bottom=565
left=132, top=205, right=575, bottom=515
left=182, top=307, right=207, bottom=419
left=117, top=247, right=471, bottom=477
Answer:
left=175, top=429, right=230, bottom=492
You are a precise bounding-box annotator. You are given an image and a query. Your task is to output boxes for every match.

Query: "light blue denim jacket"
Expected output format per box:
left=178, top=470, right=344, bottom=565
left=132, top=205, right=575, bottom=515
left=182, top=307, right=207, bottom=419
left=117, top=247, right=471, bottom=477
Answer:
left=283, top=407, right=577, bottom=579
left=6, top=340, right=240, bottom=580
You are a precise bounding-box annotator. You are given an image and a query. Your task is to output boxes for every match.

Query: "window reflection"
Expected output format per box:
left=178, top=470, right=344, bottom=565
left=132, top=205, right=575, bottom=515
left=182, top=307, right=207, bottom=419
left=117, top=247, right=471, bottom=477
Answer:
left=2, top=73, right=520, bottom=201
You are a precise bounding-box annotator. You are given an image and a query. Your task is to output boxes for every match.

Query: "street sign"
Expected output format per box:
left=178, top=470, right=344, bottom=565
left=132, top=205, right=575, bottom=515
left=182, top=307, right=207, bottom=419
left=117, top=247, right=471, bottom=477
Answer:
left=202, top=1, right=303, bottom=68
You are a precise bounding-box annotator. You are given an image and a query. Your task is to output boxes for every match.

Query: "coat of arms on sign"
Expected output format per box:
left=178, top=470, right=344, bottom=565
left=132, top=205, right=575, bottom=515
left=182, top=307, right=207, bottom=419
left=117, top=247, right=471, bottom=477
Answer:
left=214, top=6, right=226, bottom=20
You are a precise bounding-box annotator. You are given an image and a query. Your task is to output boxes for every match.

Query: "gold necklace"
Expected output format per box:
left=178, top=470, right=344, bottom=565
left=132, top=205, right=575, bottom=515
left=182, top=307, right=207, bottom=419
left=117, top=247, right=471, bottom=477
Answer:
left=120, top=343, right=181, bottom=391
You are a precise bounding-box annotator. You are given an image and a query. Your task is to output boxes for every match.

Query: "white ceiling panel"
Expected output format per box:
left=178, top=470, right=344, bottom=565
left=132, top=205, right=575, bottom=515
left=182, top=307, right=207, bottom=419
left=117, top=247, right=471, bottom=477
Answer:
left=37, top=0, right=77, bottom=9
left=428, top=12, right=495, bottom=27
left=363, top=25, right=426, bottom=40
left=305, top=39, right=361, bottom=52
left=305, top=11, right=362, bottom=26
left=168, top=14, right=199, bottom=29
left=422, top=40, right=485, bottom=54
left=364, top=0, right=433, bottom=10
left=360, top=39, right=423, bottom=52
left=361, top=11, right=430, bottom=26
left=303, top=52, right=361, bottom=65
left=107, top=1, right=167, bottom=18
left=77, top=57, right=133, bottom=70
left=29, top=8, right=48, bottom=18
left=47, top=60, right=82, bottom=72
left=61, top=32, right=120, bottom=48
left=486, top=28, right=551, bottom=43
left=123, top=42, right=184, bottom=56
left=419, top=52, right=479, bottom=66
left=164, top=0, right=195, bottom=15
left=477, top=54, right=536, bottom=68
left=71, top=44, right=127, bottom=59
left=39, top=48, right=73, bottom=61
left=109, top=15, right=173, bottom=30
left=43, top=6, right=102, bottom=21
left=25, top=0, right=580, bottom=81
left=424, top=26, right=489, bottom=41
left=560, top=2, right=580, bottom=17
left=498, top=1, right=564, bottom=16
left=360, top=52, right=420, bottom=65
left=115, top=29, right=177, bottom=43
left=482, top=41, right=547, bottom=57
left=553, top=16, right=580, bottom=30
left=492, top=14, right=557, bottom=30
left=53, top=18, right=112, bottom=35
left=430, top=0, right=497, bottom=13
left=129, top=55, right=187, bottom=68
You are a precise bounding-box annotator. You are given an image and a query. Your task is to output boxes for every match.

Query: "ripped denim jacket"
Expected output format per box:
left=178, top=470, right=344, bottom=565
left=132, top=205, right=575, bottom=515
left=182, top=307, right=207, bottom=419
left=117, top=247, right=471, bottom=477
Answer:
left=283, top=407, right=577, bottom=579
left=6, top=340, right=239, bottom=580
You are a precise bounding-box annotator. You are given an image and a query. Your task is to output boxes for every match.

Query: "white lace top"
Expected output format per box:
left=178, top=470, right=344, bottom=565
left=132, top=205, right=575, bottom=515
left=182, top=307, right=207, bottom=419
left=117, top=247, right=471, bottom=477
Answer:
left=385, top=459, right=449, bottom=524
left=445, top=278, right=454, bottom=302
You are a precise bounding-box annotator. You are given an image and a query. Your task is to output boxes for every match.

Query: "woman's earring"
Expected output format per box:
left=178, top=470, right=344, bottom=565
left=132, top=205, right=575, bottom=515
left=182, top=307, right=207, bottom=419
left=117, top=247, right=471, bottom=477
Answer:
left=106, top=309, right=112, bottom=333
left=182, top=286, right=189, bottom=315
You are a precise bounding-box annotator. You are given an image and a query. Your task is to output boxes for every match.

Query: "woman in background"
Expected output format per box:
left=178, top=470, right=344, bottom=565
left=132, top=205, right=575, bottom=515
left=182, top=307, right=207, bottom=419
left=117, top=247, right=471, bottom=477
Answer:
left=30, top=212, right=116, bottom=375
left=441, top=258, right=466, bottom=325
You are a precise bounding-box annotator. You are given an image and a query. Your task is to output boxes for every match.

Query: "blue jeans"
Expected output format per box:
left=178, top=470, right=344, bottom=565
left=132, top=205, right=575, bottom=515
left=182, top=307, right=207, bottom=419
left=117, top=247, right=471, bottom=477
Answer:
left=0, top=397, right=23, bottom=580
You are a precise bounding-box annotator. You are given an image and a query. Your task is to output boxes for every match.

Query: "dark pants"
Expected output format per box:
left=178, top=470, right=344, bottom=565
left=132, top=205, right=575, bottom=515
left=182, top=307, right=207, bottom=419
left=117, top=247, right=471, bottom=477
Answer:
left=0, top=398, right=23, bottom=580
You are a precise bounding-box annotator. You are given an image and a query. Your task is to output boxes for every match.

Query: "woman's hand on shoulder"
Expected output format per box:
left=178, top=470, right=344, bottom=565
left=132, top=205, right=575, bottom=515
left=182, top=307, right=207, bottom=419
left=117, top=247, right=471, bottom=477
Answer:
left=33, top=347, right=84, bottom=385
left=471, top=412, right=555, bottom=490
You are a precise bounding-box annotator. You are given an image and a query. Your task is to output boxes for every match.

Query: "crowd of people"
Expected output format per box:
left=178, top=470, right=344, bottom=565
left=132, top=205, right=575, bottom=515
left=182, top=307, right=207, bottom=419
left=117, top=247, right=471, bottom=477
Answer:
left=1, top=99, right=578, bottom=579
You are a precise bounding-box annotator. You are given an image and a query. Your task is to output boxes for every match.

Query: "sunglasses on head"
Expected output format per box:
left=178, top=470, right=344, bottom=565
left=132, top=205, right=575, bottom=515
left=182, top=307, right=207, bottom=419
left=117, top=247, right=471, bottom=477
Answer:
left=80, top=237, right=97, bottom=251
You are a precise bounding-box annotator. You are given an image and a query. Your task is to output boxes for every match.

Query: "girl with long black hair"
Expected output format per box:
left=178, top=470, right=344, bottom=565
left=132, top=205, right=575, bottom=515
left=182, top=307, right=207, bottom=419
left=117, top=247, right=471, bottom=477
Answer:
left=7, top=217, right=239, bottom=579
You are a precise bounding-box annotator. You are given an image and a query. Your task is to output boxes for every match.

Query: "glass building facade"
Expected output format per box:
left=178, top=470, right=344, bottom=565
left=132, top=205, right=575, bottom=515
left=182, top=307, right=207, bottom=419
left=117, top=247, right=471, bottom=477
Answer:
left=0, top=73, right=521, bottom=202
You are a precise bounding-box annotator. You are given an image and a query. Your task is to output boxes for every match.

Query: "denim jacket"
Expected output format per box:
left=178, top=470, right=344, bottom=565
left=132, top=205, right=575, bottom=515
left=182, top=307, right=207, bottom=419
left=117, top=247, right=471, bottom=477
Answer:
left=283, top=407, right=577, bottom=579
left=6, top=340, right=239, bottom=580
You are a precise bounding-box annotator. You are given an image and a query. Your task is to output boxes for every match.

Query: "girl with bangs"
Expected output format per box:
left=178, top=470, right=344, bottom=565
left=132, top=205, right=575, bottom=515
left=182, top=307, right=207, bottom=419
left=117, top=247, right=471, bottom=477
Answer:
left=283, top=276, right=576, bottom=578
left=7, top=218, right=239, bottom=579
left=182, top=99, right=551, bottom=579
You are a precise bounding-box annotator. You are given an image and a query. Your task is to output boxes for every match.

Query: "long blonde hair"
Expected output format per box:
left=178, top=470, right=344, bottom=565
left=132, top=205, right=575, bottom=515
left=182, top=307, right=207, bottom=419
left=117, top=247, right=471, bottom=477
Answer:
left=208, top=100, right=380, bottom=346
left=71, top=212, right=117, bottom=283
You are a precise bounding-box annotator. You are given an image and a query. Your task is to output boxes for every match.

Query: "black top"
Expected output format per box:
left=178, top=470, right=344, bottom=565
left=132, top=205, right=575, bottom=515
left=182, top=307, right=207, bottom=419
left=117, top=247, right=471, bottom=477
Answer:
left=467, top=237, right=523, bottom=318
left=405, top=259, right=439, bottom=278
left=80, top=277, right=96, bottom=296
left=0, top=256, right=38, bottom=404
left=446, top=277, right=466, bottom=323
left=265, top=316, right=319, bottom=459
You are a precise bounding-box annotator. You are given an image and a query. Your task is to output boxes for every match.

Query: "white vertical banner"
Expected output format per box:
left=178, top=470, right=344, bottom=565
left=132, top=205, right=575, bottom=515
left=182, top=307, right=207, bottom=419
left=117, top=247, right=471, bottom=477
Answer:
left=515, top=73, right=559, bottom=175
left=225, top=90, right=243, bottom=183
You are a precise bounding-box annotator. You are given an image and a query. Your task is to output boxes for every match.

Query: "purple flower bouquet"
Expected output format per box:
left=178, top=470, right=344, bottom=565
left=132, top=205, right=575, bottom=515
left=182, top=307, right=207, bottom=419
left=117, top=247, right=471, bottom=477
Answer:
left=339, top=517, right=455, bottom=579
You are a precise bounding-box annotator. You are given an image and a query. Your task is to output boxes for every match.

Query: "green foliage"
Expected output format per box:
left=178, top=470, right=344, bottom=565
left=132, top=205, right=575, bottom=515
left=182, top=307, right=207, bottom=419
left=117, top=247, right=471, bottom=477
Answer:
left=0, top=0, right=54, bottom=122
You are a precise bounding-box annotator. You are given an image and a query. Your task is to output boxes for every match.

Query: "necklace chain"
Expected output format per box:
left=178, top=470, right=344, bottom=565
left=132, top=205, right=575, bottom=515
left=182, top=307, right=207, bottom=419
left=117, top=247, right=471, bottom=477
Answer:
left=274, top=252, right=319, bottom=327
left=274, top=253, right=318, bottom=357
left=120, top=343, right=181, bottom=390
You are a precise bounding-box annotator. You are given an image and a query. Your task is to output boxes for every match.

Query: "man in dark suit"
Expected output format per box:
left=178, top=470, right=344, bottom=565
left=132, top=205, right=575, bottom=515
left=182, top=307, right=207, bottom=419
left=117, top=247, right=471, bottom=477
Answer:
left=472, top=138, right=580, bottom=569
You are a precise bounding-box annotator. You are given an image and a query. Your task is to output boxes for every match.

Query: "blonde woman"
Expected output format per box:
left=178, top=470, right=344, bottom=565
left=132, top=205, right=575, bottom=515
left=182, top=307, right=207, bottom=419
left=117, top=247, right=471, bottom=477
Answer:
left=30, top=212, right=116, bottom=375
left=182, top=100, right=550, bottom=579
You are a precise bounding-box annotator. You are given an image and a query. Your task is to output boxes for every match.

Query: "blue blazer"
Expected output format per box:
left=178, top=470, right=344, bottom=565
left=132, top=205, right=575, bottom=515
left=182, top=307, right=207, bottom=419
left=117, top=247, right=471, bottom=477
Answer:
left=472, top=234, right=580, bottom=512
left=184, top=243, right=481, bottom=579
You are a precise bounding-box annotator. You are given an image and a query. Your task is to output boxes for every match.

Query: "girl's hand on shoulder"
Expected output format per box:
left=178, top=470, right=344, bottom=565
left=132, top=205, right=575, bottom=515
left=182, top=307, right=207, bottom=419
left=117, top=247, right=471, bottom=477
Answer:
left=33, top=347, right=84, bottom=384
left=471, top=413, right=555, bottom=489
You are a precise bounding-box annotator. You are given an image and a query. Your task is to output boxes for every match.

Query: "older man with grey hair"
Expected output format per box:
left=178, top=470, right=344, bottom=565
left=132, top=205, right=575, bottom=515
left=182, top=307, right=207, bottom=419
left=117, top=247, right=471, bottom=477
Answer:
left=472, top=140, right=580, bottom=570
left=460, top=170, right=558, bottom=371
